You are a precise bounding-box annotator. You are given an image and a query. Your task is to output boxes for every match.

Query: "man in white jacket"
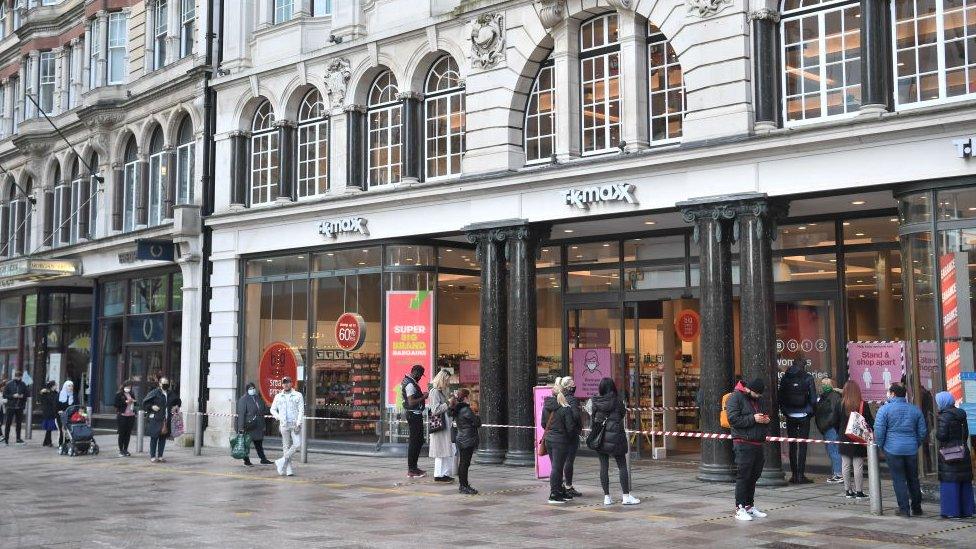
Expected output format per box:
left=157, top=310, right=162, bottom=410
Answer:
left=269, top=376, right=305, bottom=476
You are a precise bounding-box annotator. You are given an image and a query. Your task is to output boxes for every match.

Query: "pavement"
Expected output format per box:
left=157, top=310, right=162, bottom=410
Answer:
left=1, top=435, right=974, bottom=549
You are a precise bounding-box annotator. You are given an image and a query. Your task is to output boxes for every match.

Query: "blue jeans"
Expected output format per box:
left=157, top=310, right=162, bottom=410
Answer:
left=824, top=428, right=842, bottom=476
left=887, top=453, right=922, bottom=513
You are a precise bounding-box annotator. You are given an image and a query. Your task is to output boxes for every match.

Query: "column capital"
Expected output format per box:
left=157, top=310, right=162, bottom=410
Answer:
left=343, top=104, right=366, bottom=114
left=396, top=91, right=422, bottom=101
left=273, top=119, right=296, bottom=129
left=96, top=9, right=109, bottom=21
left=750, top=8, right=781, bottom=23
left=731, top=196, right=790, bottom=243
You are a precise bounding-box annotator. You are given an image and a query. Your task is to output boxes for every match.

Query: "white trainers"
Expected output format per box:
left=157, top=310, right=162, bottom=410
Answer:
left=747, top=506, right=767, bottom=518
left=274, top=458, right=285, bottom=476
left=622, top=494, right=641, bottom=505
left=286, top=465, right=294, bottom=477
left=603, top=495, right=613, bottom=506
left=734, top=506, right=754, bottom=521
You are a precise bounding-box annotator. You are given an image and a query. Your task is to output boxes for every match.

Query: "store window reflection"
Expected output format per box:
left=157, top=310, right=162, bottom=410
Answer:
left=437, top=272, right=480, bottom=411
left=538, top=271, right=561, bottom=383
left=845, top=250, right=904, bottom=341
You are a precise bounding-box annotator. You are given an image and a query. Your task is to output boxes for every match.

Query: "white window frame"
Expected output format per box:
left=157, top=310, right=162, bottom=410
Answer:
left=175, top=123, right=194, bottom=205
left=311, top=0, right=331, bottom=16
left=108, top=12, right=127, bottom=85
left=423, top=56, right=465, bottom=181
left=180, top=0, right=195, bottom=58
left=52, top=183, right=68, bottom=246
left=154, top=0, right=168, bottom=70
left=579, top=13, right=621, bottom=156
left=37, top=51, right=55, bottom=115
left=367, top=72, right=402, bottom=188
left=88, top=22, right=100, bottom=89
left=122, top=158, right=138, bottom=232
left=524, top=58, right=557, bottom=165
left=7, top=195, right=28, bottom=256
left=250, top=102, right=279, bottom=206
left=70, top=172, right=84, bottom=242
left=296, top=90, right=329, bottom=199
left=274, top=0, right=294, bottom=24
left=0, top=3, right=7, bottom=41
left=647, top=26, right=686, bottom=144
left=148, top=150, right=164, bottom=226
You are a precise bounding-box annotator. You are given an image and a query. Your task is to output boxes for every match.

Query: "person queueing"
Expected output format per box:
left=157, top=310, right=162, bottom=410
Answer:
left=0, top=378, right=7, bottom=443
left=401, top=365, right=428, bottom=479
left=558, top=377, right=583, bottom=499
left=726, top=377, right=772, bottom=521
left=114, top=380, right=137, bottom=457
left=778, top=356, right=817, bottom=484
left=834, top=381, right=873, bottom=499
left=237, top=382, right=272, bottom=467
left=451, top=388, right=481, bottom=495
left=542, top=379, right=580, bottom=504
left=2, top=370, right=28, bottom=445
left=935, top=391, right=975, bottom=519
left=56, top=380, right=75, bottom=447
left=38, top=381, right=59, bottom=447
left=815, top=378, right=843, bottom=484
left=590, top=377, right=640, bottom=506
left=143, top=377, right=182, bottom=463
left=269, top=376, right=304, bottom=477
left=875, top=383, right=927, bottom=517
left=428, top=370, right=455, bottom=482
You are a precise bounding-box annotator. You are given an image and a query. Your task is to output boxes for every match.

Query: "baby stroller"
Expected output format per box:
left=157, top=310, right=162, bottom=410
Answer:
left=58, top=405, right=99, bottom=456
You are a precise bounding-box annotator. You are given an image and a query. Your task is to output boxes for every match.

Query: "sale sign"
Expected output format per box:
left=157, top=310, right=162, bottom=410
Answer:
left=534, top=385, right=552, bottom=479
left=258, top=342, right=300, bottom=405
left=847, top=341, right=905, bottom=402
left=335, top=312, right=366, bottom=352
left=385, top=290, right=434, bottom=407
left=941, top=253, right=964, bottom=400
left=675, top=310, right=700, bottom=342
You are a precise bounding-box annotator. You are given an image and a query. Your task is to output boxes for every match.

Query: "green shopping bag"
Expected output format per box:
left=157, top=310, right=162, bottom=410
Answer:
left=230, top=432, right=252, bottom=460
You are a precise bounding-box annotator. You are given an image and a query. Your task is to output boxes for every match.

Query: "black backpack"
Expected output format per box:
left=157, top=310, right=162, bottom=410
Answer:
left=780, top=372, right=809, bottom=408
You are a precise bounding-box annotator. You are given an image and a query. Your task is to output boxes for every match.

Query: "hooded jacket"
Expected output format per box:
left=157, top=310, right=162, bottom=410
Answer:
left=778, top=364, right=817, bottom=416
left=541, top=396, right=579, bottom=446
left=726, top=381, right=768, bottom=444
left=590, top=391, right=628, bottom=456
left=937, top=405, right=973, bottom=483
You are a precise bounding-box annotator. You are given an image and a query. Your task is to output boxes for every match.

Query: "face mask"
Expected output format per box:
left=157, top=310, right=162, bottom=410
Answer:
left=247, top=388, right=256, bottom=396
left=568, top=386, right=577, bottom=395
left=161, top=383, right=170, bottom=390
left=123, top=387, right=131, bottom=394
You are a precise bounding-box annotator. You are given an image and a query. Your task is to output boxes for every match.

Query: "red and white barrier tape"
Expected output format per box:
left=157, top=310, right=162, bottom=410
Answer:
left=626, top=406, right=700, bottom=412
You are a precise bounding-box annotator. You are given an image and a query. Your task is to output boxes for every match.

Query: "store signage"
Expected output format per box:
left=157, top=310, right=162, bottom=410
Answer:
left=318, top=217, right=368, bottom=239
left=258, top=342, right=301, bottom=406
left=563, top=183, right=636, bottom=209
left=572, top=347, right=612, bottom=399
left=952, top=137, right=975, bottom=158
left=335, top=312, right=366, bottom=352
left=941, top=253, right=964, bottom=400
left=534, top=385, right=552, bottom=479
left=847, top=341, right=905, bottom=402
left=385, top=291, right=434, bottom=407
left=136, top=239, right=176, bottom=261
left=0, top=258, right=79, bottom=282
left=674, top=310, right=701, bottom=342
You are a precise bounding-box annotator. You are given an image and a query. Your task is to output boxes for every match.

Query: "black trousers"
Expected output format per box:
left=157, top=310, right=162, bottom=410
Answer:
left=117, top=415, right=135, bottom=452
left=149, top=436, right=167, bottom=458
left=785, top=416, right=811, bottom=479
left=564, top=442, right=578, bottom=486
left=3, top=409, right=23, bottom=442
left=548, top=441, right=569, bottom=495
left=734, top=443, right=765, bottom=507
left=243, top=440, right=268, bottom=465
left=56, top=416, right=64, bottom=446
left=406, top=413, right=424, bottom=471
left=599, top=453, right=631, bottom=495
left=458, top=446, right=475, bottom=488
left=43, top=430, right=53, bottom=446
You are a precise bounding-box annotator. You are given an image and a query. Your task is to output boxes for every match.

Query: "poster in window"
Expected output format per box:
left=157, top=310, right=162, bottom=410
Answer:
left=385, top=290, right=434, bottom=408
left=258, top=342, right=301, bottom=406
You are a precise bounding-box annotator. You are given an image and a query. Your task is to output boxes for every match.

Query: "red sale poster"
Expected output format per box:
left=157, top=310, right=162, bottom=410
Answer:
left=941, top=253, right=964, bottom=400
left=385, top=290, right=434, bottom=407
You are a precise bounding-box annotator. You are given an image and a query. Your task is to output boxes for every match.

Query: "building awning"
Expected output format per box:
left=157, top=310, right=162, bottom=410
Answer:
left=0, top=258, right=81, bottom=285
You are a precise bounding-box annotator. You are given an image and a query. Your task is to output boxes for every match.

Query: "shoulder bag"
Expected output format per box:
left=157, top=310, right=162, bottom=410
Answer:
left=538, top=409, right=556, bottom=456
left=428, top=390, right=447, bottom=433
left=586, top=417, right=608, bottom=451
left=940, top=417, right=968, bottom=462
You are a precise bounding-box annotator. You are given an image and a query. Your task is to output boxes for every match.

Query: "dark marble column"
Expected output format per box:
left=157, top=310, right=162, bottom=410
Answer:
left=680, top=199, right=736, bottom=483
left=861, top=0, right=892, bottom=114
left=228, top=132, right=248, bottom=206
left=345, top=105, right=366, bottom=190
left=399, top=92, right=422, bottom=182
left=736, top=196, right=789, bottom=486
left=467, top=227, right=508, bottom=464
left=504, top=223, right=549, bottom=467
left=276, top=120, right=296, bottom=201
left=751, top=9, right=781, bottom=131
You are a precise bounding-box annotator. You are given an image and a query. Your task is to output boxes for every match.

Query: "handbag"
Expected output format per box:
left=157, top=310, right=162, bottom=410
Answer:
left=230, top=431, right=252, bottom=460
left=940, top=421, right=968, bottom=462
left=169, top=412, right=185, bottom=439
left=429, top=410, right=446, bottom=433
left=844, top=402, right=872, bottom=443
left=586, top=418, right=608, bottom=451
left=538, top=410, right=556, bottom=456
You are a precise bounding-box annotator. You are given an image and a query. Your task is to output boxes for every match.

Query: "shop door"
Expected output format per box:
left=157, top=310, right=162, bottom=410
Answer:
left=566, top=305, right=624, bottom=399
left=126, top=346, right=165, bottom=401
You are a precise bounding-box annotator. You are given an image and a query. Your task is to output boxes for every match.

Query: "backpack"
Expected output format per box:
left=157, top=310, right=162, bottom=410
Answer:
left=780, top=371, right=809, bottom=408
left=719, top=392, right=733, bottom=429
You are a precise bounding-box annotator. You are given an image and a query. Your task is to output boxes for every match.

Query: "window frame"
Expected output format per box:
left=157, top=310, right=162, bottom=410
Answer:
left=52, top=181, right=69, bottom=247
left=180, top=0, right=195, bottom=58
left=175, top=118, right=194, bottom=206
left=37, top=50, right=55, bottom=115
left=423, top=56, right=465, bottom=181
left=69, top=160, right=84, bottom=243
left=524, top=56, right=557, bottom=166
left=367, top=71, right=402, bottom=188
left=122, top=140, right=138, bottom=233
left=88, top=20, right=100, bottom=89
left=250, top=101, right=279, bottom=206
left=579, top=13, right=622, bottom=156
left=296, top=89, right=329, bottom=199
left=274, top=0, right=294, bottom=24
left=311, top=0, right=332, bottom=16
left=108, top=12, right=127, bottom=85
left=153, top=0, right=168, bottom=70
left=647, top=25, right=686, bottom=145
left=148, top=128, right=166, bottom=226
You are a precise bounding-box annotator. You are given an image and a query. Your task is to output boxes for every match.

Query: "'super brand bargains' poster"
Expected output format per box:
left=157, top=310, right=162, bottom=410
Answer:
left=385, top=290, right=435, bottom=408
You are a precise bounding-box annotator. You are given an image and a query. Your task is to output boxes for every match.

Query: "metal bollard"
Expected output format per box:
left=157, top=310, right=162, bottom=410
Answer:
left=136, top=410, right=146, bottom=453
left=25, top=397, right=33, bottom=440
left=300, top=417, right=309, bottom=464
left=194, top=412, right=203, bottom=456
left=868, top=442, right=883, bottom=516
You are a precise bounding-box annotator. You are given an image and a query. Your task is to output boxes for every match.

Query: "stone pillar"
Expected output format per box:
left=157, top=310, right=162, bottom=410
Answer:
left=751, top=9, right=780, bottom=131
left=228, top=131, right=248, bottom=206
left=736, top=195, right=789, bottom=487
left=166, top=0, right=181, bottom=65
left=680, top=198, right=736, bottom=483
left=144, top=1, right=156, bottom=73
left=505, top=223, right=548, bottom=466
left=398, top=92, right=422, bottom=183
left=345, top=105, right=365, bottom=190
left=860, top=0, right=891, bottom=115
left=96, top=10, right=109, bottom=87
left=616, top=9, right=649, bottom=152
left=26, top=50, right=38, bottom=118
left=83, top=22, right=92, bottom=90
left=551, top=17, right=581, bottom=161
left=276, top=120, right=296, bottom=202
left=467, top=226, right=508, bottom=465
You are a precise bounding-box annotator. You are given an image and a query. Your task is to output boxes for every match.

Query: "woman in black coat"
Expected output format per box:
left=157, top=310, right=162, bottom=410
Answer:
left=38, top=381, right=58, bottom=447
left=936, top=391, right=974, bottom=518
left=142, top=377, right=181, bottom=463
left=114, top=380, right=137, bottom=457
left=590, top=377, right=639, bottom=506
left=450, top=388, right=481, bottom=495
left=541, top=380, right=581, bottom=504
left=236, top=382, right=272, bottom=466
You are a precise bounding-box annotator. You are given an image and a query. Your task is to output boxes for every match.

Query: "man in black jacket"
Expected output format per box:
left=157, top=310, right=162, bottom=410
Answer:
left=401, top=365, right=428, bottom=478
left=726, top=377, right=771, bottom=521
left=3, top=371, right=28, bottom=445
left=778, top=356, right=818, bottom=483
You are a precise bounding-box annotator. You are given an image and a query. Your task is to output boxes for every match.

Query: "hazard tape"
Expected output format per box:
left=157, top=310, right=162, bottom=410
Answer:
left=626, top=406, right=699, bottom=412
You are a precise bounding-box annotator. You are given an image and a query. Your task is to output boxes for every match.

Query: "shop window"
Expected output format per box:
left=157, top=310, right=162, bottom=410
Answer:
left=250, top=100, right=279, bottom=206
left=175, top=117, right=195, bottom=206
left=99, top=316, right=124, bottom=407
left=367, top=71, right=402, bottom=187
left=102, top=280, right=125, bottom=316
left=580, top=13, right=621, bottom=154
left=243, top=278, right=309, bottom=404
left=624, top=235, right=685, bottom=261
left=625, top=263, right=687, bottom=290
left=775, top=299, right=836, bottom=378
left=314, top=248, right=381, bottom=271
left=246, top=254, right=308, bottom=278
left=900, top=190, right=932, bottom=224
left=845, top=250, right=905, bottom=341
left=424, top=56, right=465, bottom=179
left=777, top=222, right=836, bottom=249
left=68, top=293, right=92, bottom=322
left=524, top=56, right=556, bottom=164
left=773, top=253, right=838, bottom=282
left=438, top=247, right=479, bottom=270
left=386, top=245, right=434, bottom=267
left=130, top=275, right=168, bottom=314
left=537, top=273, right=562, bottom=382
left=537, top=246, right=560, bottom=268
left=647, top=24, right=685, bottom=143
left=936, top=187, right=976, bottom=220
left=0, top=296, right=19, bottom=348
left=297, top=89, right=329, bottom=198
left=438, top=273, right=481, bottom=410
left=567, top=268, right=621, bottom=293
left=172, top=273, right=183, bottom=310
left=938, top=228, right=976, bottom=396
left=387, top=271, right=436, bottom=292
left=843, top=216, right=899, bottom=244
left=567, top=241, right=619, bottom=265
left=122, top=137, right=139, bottom=232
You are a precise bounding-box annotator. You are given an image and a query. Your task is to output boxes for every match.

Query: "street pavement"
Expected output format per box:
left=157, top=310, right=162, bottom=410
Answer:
left=1, top=436, right=974, bottom=548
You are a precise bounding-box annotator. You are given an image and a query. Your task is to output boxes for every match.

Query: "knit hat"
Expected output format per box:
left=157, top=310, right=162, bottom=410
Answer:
left=746, top=377, right=766, bottom=394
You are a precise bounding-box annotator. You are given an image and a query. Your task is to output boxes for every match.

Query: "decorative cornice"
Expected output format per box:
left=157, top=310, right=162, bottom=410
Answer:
left=607, top=0, right=634, bottom=10
left=686, top=0, right=734, bottom=19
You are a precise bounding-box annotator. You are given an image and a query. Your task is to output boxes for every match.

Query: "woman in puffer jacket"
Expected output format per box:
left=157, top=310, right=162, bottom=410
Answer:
left=590, top=377, right=640, bottom=506
left=451, top=388, right=481, bottom=495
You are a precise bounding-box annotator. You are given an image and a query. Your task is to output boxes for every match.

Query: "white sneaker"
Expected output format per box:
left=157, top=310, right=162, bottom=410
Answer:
left=286, top=465, right=294, bottom=477
left=622, top=494, right=641, bottom=505
left=274, top=458, right=285, bottom=476
left=734, top=506, right=754, bottom=521
left=604, top=495, right=613, bottom=506
left=747, top=506, right=767, bottom=518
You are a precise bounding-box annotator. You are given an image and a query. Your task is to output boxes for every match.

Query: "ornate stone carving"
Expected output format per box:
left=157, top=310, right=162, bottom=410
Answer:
left=686, top=0, right=734, bottom=19
left=534, top=0, right=566, bottom=29
left=470, top=13, right=505, bottom=70
left=607, top=0, right=633, bottom=9
left=323, top=58, right=352, bottom=110
left=749, top=8, right=781, bottom=23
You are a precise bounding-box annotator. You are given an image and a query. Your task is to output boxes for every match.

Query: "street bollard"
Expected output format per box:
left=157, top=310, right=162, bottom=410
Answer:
left=300, top=418, right=309, bottom=464
left=194, top=412, right=203, bottom=456
left=25, top=397, right=33, bottom=440
left=868, top=442, right=883, bottom=516
left=136, top=410, right=146, bottom=453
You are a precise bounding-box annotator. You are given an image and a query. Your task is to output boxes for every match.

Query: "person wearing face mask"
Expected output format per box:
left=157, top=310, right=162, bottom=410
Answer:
left=114, top=380, right=137, bottom=457
left=450, top=388, right=481, bottom=495
left=57, top=380, right=76, bottom=447
left=269, top=376, right=304, bottom=476
left=726, top=377, right=772, bottom=521
left=558, top=377, right=583, bottom=498
left=3, top=370, right=29, bottom=445
left=39, top=381, right=59, bottom=447
left=142, top=377, right=182, bottom=463
left=236, top=382, right=272, bottom=467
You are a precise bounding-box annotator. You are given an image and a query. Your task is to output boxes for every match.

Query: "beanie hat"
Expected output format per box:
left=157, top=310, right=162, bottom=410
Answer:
left=746, top=377, right=766, bottom=394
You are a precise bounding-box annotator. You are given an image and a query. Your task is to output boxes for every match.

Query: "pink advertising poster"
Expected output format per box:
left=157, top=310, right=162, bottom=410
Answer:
left=918, top=340, right=938, bottom=392
left=847, top=341, right=905, bottom=401
left=385, top=291, right=434, bottom=408
left=572, top=347, right=613, bottom=398
left=459, top=360, right=480, bottom=384
left=534, top=386, right=551, bottom=479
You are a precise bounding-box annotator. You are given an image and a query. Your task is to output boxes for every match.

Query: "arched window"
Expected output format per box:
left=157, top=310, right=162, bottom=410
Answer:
left=297, top=89, right=328, bottom=198
left=250, top=100, right=279, bottom=205
left=1, top=178, right=28, bottom=257
left=782, top=0, right=861, bottom=123
left=148, top=127, right=165, bottom=225
left=367, top=71, right=402, bottom=187
left=893, top=0, right=976, bottom=107
left=648, top=25, right=685, bottom=143
left=53, top=165, right=70, bottom=246
left=580, top=13, right=621, bottom=154
left=424, top=56, right=465, bottom=179
left=69, top=158, right=85, bottom=242
left=123, top=137, right=139, bottom=232
left=175, top=117, right=194, bottom=205
left=524, top=55, right=556, bottom=164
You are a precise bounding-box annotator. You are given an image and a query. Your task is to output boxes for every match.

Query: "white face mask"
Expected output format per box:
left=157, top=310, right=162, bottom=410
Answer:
left=123, top=387, right=131, bottom=394
left=247, top=388, right=256, bottom=396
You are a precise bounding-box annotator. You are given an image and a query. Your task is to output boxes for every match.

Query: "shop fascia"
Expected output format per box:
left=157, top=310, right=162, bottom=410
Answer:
left=318, top=216, right=369, bottom=238
left=563, top=183, right=637, bottom=209
left=0, top=258, right=80, bottom=284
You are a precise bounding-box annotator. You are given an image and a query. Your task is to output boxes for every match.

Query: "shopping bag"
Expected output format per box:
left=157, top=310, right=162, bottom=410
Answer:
left=844, top=410, right=872, bottom=443
left=169, top=412, right=185, bottom=439
left=230, top=432, right=252, bottom=460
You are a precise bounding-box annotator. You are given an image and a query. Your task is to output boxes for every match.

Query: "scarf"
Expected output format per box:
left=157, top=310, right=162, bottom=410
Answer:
left=59, top=383, right=75, bottom=405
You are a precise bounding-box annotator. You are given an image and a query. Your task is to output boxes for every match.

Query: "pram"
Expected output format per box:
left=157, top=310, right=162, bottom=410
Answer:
left=58, top=405, right=99, bottom=456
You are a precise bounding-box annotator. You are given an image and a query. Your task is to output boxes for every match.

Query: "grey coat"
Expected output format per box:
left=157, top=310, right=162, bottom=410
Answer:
left=428, top=388, right=454, bottom=458
left=236, top=393, right=268, bottom=441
